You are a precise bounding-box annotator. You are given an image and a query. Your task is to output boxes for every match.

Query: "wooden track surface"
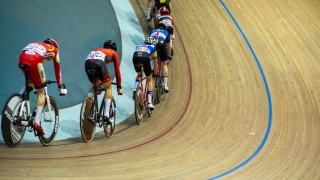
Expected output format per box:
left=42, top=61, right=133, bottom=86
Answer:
left=1, top=0, right=320, bottom=179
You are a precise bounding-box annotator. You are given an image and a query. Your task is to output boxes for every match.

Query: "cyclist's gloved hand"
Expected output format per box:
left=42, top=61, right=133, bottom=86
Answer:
left=59, top=88, right=67, bottom=96
left=168, top=56, right=172, bottom=61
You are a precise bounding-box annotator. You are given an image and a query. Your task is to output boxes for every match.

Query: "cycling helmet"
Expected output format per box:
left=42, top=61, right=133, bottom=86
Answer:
left=144, top=37, right=156, bottom=45
left=160, top=7, right=170, bottom=15
left=158, top=21, right=167, bottom=30
left=43, top=38, right=58, bottom=48
left=103, top=40, right=117, bottom=52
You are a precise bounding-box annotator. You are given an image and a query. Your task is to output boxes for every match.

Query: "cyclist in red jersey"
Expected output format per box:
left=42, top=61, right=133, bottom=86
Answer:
left=18, top=38, right=67, bottom=135
left=85, top=40, right=124, bottom=124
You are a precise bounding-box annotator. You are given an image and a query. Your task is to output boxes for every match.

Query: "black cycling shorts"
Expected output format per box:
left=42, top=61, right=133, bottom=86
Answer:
left=167, top=25, right=173, bottom=35
left=155, top=0, right=171, bottom=12
left=156, top=38, right=168, bottom=61
left=133, top=52, right=153, bottom=77
left=85, top=60, right=111, bottom=84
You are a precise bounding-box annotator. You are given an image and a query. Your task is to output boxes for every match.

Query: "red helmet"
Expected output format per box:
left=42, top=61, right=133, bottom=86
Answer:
left=43, top=38, right=59, bottom=49
left=160, top=7, right=170, bottom=15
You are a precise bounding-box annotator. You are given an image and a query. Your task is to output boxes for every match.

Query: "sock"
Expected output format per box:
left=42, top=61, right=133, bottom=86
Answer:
left=170, top=40, right=173, bottom=47
left=104, top=98, right=111, bottom=117
left=147, top=91, right=152, bottom=104
left=88, top=92, right=93, bottom=97
left=147, top=8, right=151, bottom=17
left=19, top=86, right=26, bottom=95
left=163, top=76, right=168, bottom=87
left=35, top=106, right=43, bottom=124
left=135, top=79, right=140, bottom=89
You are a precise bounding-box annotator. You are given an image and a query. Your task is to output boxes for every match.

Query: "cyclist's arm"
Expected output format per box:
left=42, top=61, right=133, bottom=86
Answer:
left=112, top=52, right=122, bottom=89
left=53, top=50, right=63, bottom=89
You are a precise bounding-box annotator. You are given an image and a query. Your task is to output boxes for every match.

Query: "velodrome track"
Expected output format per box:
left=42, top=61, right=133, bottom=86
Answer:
left=1, top=0, right=320, bottom=179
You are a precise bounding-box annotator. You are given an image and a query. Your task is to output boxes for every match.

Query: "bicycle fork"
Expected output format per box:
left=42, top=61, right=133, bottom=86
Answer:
left=19, top=100, right=30, bottom=126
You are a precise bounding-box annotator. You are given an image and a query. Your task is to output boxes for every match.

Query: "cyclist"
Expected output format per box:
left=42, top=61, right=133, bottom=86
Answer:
left=153, top=0, right=171, bottom=20
left=85, top=40, right=124, bottom=124
left=150, top=21, right=172, bottom=93
left=132, top=37, right=157, bottom=110
left=18, top=38, right=68, bottom=135
left=156, top=6, right=174, bottom=53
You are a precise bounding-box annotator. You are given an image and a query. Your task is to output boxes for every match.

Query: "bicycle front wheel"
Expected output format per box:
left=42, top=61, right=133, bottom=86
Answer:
left=103, top=97, right=116, bottom=137
left=39, top=96, right=59, bottom=146
left=80, top=96, right=96, bottom=142
left=1, top=94, right=26, bottom=147
left=134, top=86, right=144, bottom=125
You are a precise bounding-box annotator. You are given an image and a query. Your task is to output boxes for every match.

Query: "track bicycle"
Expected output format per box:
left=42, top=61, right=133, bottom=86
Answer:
left=1, top=64, right=66, bottom=147
left=134, top=64, right=154, bottom=125
left=80, top=69, right=117, bottom=143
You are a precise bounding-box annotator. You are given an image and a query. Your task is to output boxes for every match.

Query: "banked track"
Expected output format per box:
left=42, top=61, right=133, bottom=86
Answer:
left=1, top=0, right=320, bottom=179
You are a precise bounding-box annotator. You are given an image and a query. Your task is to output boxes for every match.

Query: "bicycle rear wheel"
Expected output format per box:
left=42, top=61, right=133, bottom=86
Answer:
left=155, top=77, right=162, bottom=104
left=103, top=97, right=116, bottom=137
left=1, top=94, right=26, bottom=147
left=80, top=96, right=96, bottom=142
left=134, top=86, right=144, bottom=125
left=39, top=96, right=59, bottom=146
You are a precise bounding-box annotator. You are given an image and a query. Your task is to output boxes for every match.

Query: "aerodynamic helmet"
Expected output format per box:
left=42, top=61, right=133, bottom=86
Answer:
left=103, top=40, right=117, bottom=52
left=43, top=38, right=59, bottom=49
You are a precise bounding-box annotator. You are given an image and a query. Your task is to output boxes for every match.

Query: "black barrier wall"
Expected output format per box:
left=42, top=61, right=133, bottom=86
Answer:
left=0, top=0, right=122, bottom=109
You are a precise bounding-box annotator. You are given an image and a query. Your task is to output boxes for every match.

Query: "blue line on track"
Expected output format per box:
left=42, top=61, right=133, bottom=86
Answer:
left=208, top=1, right=273, bottom=179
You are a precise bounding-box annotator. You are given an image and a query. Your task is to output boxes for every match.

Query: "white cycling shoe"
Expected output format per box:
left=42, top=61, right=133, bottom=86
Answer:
left=164, top=86, right=170, bottom=93
left=147, top=103, right=155, bottom=110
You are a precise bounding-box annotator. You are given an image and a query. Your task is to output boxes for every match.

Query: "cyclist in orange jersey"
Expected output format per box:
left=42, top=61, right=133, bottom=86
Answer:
left=85, top=40, right=124, bottom=124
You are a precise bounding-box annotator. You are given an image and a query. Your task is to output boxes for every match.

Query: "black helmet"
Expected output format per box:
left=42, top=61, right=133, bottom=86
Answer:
left=103, top=40, right=117, bottom=52
left=144, top=37, right=156, bottom=45
left=43, top=38, right=59, bottom=48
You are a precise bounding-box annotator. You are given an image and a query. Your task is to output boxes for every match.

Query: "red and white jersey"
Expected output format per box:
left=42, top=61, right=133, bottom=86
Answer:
left=21, top=42, right=62, bottom=88
left=156, top=15, right=174, bottom=26
left=86, top=48, right=122, bottom=87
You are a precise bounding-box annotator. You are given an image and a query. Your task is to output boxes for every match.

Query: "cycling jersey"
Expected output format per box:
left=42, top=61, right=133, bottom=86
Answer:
left=156, top=15, right=174, bottom=27
left=134, top=44, right=157, bottom=58
left=19, top=42, right=62, bottom=89
left=133, top=44, right=157, bottom=77
left=86, top=48, right=121, bottom=88
left=150, top=29, right=170, bottom=43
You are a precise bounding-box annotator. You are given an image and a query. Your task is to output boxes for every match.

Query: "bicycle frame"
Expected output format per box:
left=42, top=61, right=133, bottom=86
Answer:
left=139, top=75, right=149, bottom=108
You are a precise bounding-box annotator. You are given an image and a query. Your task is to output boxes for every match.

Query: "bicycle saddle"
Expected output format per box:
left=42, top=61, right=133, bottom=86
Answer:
left=19, top=64, right=30, bottom=70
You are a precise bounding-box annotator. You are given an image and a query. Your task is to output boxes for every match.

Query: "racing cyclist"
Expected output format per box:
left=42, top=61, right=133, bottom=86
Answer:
left=132, top=37, right=157, bottom=110
left=156, top=6, right=174, bottom=54
left=18, top=38, right=67, bottom=135
left=85, top=40, right=124, bottom=124
left=149, top=21, right=172, bottom=93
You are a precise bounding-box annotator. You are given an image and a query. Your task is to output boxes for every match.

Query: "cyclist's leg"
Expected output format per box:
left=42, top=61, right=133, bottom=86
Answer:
left=100, top=62, right=113, bottom=123
left=146, top=0, right=153, bottom=20
left=145, top=61, right=154, bottom=108
left=30, top=60, right=47, bottom=134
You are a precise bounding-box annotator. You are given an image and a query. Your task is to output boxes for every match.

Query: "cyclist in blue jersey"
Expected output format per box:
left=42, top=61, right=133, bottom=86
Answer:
left=132, top=37, right=158, bottom=110
left=150, top=21, right=172, bottom=93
